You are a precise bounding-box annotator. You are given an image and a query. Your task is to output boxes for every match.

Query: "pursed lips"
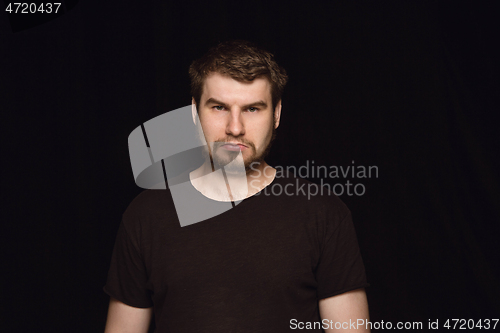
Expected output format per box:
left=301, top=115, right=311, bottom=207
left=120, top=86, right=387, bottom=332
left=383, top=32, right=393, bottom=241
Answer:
left=220, top=142, right=248, bottom=151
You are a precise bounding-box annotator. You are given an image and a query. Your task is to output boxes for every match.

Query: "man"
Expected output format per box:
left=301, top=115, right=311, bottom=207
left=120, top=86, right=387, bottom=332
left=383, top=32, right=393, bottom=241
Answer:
left=104, top=40, right=370, bottom=332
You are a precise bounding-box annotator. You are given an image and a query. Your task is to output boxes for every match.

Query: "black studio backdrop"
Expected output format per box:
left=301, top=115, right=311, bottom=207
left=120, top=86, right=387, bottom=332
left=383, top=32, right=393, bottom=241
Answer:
left=2, top=1, right=499, bottom=332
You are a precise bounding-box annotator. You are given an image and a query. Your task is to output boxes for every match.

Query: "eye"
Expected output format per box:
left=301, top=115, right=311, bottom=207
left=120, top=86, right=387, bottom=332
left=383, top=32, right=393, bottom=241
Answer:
left=248, top=107, right=258, bottom=113
left=213, top=106, right=225, bottom=111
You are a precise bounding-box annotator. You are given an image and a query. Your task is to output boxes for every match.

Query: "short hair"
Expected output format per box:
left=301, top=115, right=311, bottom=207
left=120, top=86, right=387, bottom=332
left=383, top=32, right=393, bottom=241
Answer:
left=189, top=40, right=288, bottom=111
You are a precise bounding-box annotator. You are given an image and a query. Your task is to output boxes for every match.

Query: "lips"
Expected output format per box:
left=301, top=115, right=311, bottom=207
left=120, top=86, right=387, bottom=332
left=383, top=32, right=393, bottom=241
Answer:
left=222, top=143, right=247, bottom=148
left=220, top=143, right=248, bottom=151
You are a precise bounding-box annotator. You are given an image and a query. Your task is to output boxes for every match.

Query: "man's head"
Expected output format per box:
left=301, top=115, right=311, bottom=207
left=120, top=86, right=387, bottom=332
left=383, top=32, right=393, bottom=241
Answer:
left=189, top=40, right=288, bottom=173
left=189, top=40, right=288, bottom=114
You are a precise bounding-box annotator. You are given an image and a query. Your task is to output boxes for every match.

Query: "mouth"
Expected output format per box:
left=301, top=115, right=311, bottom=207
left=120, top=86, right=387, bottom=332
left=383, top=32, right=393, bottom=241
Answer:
left=220, top=143, right=248, bottom=151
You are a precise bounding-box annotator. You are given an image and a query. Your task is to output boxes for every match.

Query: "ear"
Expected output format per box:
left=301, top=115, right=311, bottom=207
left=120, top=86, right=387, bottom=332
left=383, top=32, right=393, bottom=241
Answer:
left=191, top=97, right=197, bottom=125
left=273, top=100, right=282, bottom=129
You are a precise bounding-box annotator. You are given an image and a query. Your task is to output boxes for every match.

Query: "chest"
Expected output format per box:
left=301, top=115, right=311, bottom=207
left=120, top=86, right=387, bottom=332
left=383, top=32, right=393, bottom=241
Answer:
left=147, top=216, right=320, bottom=300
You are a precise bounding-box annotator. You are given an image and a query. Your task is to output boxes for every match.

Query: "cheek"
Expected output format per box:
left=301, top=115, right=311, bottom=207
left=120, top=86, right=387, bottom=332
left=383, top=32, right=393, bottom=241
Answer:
left=199, top=119, right=219, bottom=138
left=252, top=123, right=274, bottom=149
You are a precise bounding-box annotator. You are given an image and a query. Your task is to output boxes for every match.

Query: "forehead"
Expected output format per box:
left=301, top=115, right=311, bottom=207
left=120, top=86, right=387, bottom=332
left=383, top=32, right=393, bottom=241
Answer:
left=201, top=72, right=272, bottom=104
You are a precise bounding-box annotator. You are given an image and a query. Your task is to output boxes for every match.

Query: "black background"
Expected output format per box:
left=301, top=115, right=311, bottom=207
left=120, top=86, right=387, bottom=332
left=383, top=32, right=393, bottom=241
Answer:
left=2, top=0, right=499, bottom=332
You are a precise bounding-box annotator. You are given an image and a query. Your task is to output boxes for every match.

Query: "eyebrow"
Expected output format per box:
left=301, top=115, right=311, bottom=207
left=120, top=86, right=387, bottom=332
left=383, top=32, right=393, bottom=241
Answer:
left=205, top=98, right=268, bottom=109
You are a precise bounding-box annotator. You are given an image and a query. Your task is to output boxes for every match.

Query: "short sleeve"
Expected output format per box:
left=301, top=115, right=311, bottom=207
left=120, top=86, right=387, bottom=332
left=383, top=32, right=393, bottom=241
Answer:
left=103, top=213, right=153, bottom=308
left=315, top=210, right=369, bottom=300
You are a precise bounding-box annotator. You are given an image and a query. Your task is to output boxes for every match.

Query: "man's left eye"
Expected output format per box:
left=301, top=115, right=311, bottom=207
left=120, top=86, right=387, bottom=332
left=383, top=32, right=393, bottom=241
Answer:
left=248, top=107, right=258, bottom=113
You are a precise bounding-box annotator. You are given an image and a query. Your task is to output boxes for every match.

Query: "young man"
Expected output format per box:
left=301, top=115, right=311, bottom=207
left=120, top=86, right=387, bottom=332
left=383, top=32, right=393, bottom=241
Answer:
left=104, top=40, right=370, bottom=332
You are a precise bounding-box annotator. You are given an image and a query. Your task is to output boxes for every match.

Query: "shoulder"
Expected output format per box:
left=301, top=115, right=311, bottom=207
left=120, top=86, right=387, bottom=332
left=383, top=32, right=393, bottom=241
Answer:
left=124, top=189, right=170, bottom=215
left=124, top=165, right=194, bottom=216
left=121, top=189, right=175, bottom=232
left=272, top=171, right=351, bottom=220
left=267, top=173, right=354, bottom=250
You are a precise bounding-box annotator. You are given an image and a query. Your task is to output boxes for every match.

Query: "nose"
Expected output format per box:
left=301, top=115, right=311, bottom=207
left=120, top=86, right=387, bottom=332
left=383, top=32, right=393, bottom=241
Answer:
left=226, top=108, right=245, bottom=137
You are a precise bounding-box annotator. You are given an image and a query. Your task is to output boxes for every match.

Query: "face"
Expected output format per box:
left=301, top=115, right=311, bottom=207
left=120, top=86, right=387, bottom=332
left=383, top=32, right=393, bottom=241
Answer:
left=192, top=72, right=281, bottom=173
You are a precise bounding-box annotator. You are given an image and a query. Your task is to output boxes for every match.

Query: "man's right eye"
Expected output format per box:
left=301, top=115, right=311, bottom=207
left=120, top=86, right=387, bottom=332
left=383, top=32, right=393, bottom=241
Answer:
left=214, top=106, right=225, bottom=111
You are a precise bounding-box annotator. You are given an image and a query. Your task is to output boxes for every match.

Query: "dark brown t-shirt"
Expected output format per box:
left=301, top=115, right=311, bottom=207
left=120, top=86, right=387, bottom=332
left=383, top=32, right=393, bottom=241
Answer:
left=103, top=170, right=369, bottom=332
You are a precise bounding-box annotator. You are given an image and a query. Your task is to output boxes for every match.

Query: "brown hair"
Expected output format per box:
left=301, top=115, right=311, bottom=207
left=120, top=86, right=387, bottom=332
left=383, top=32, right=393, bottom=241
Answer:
left=189, top=40, right=288, bottom=112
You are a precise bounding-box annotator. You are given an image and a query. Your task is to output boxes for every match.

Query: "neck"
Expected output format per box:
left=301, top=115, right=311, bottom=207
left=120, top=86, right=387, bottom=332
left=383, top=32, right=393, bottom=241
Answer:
left=189, top=159, right=276, bottom=202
